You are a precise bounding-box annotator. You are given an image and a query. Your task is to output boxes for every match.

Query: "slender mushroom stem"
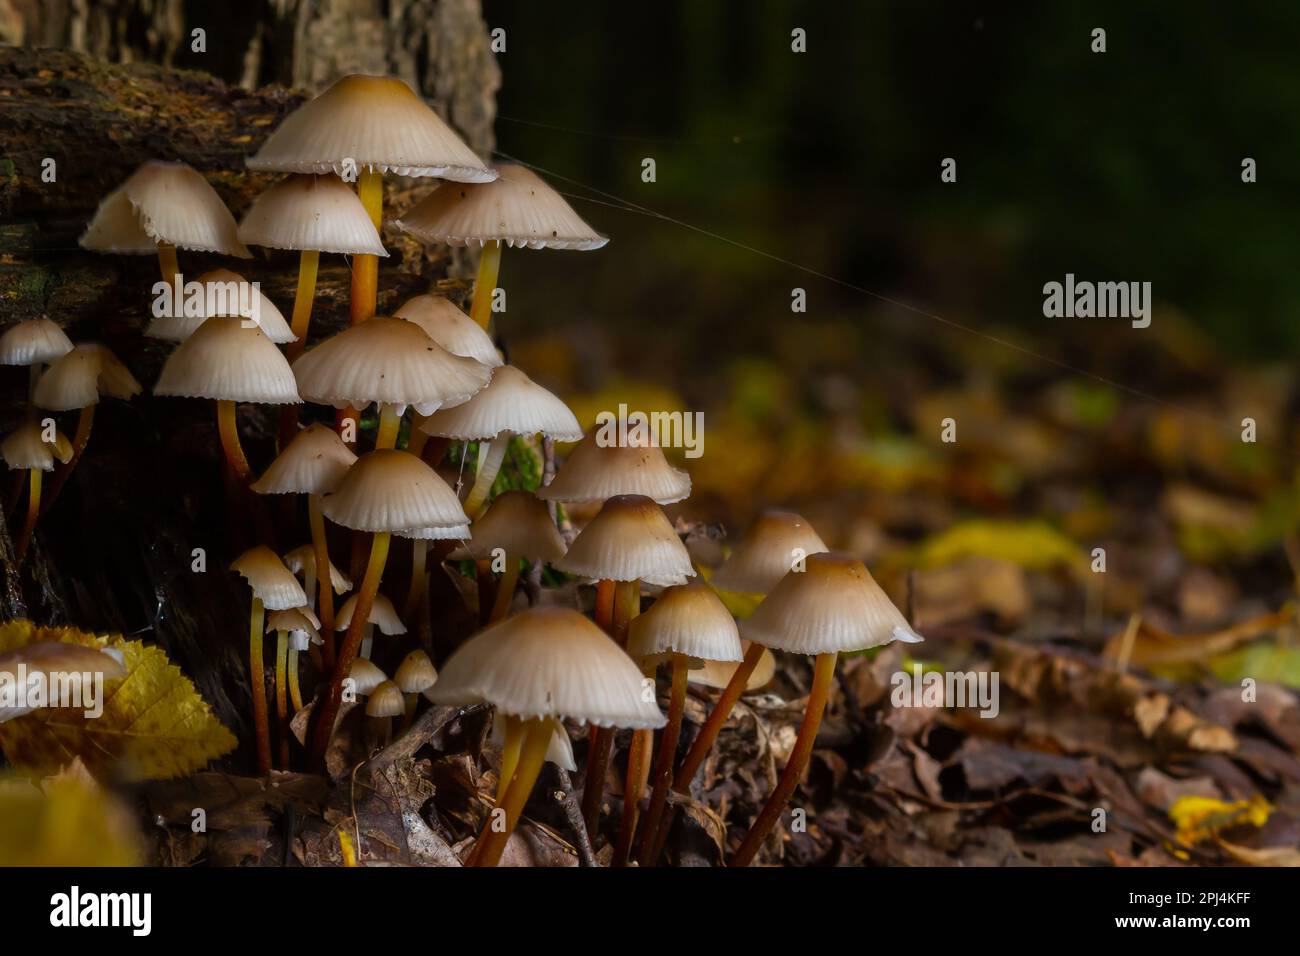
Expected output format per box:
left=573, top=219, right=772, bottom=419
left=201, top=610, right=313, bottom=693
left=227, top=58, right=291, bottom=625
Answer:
left=308, top=531, right=391, bottom=768
left=496, top=713, right=524, bottom=802
left=278, top=249, right=321, bottom=449
left=469, top=240, right=502, bottom=330
left=288, top=647, right=304, bottom=713
left=308, top=494, right=336, bottom=667
left=614, top=658, right=656, bottom=866
left=248, top=596, right=271, bottom=775
left=647, top=641, right=767, bottom=863
left=635, top=653, right=689, bottom=865
left=400, top=692, right=418, bottom=731
left=403, top=539, right=427, bottom=623
left=216, top=399, right=252, bottom=485
left=375, top=403, right=401, bottom=450
left=473, top=716, right=551, bottom=867
left=463, top=431, right=509, bottom=517
left=580, top=579, right=638, bottom=841
left=275, top=630, right=289, bottom=769
left=40, top=404, right=94, bottom=516
left=475, top=558, right=493, bottom=626
left=13, top=468, right=41, bottom=565
left=359, top=623, right=375, bottom=660
left=157, top=242, right=179, bottom=285
left=488, top=551, right=520, bottom=624
left=350, top=168, right=383, bottom=325
left=728, top=651, right=838, bottom=867
left=577, top=578, right=618, bottom=834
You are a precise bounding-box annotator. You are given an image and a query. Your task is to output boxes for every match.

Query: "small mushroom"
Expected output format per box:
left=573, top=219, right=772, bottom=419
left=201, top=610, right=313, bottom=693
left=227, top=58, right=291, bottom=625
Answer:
left=364, top=679, right=405, bottom=746
left=1, top=421, right=72, bottom=564
left=428, top=607, right=665, bottom=866
left=306, top=449, right=467, bottom=768
left=232, top=546, right=308, bottom=774
left=144, top=269, right=296, bottom=345
left=335, top=590, right=406, bottom=660
left=392, top=649, right=438, bottom=729
left=536, top=425, right=692, bottom=506
left=726, top=553, right=922, bottom=867
left=79, top=160, right=250, bottom=282
left=266, top=606, right=320, bottom=766
left=396, top=163, right=608, bottom=329
left=553, top=493, right=696, bottom=841
left=33, top=343, right=141, bottom=515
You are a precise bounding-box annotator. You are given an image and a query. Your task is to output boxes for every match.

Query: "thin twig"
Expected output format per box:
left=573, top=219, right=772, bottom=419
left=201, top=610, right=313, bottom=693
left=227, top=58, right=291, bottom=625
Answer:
left=553, top=767, right=597, bottom=867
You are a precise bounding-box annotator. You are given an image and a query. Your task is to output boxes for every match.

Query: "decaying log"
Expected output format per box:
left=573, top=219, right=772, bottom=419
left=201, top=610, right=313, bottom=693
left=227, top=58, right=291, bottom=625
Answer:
left=0, top=44, right=495, bottom=770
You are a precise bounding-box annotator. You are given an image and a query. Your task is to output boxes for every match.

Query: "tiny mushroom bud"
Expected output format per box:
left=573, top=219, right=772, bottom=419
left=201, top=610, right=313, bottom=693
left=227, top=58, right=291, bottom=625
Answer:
left=364, top=679, right=405, bottom=745
left=393, top=649, right=438, bottom=728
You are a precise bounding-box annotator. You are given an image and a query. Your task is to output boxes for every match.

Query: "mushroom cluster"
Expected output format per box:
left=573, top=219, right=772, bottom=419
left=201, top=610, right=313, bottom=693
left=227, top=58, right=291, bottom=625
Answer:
left=2, top=69, right=927, bottom=869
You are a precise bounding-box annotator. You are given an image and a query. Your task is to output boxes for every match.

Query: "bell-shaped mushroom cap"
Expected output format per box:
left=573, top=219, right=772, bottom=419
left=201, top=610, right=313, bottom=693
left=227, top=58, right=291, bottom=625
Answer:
left=291, top=317, right=489, bottom=415
left=231, top=545, right=308, bottom=610
left=394, top=294, right=501, bottom=368
left=245, top=74, right=496, bottom=183
left=237, top=174, right=388, bottom=256
left=689, top=642, right=776, bottom=692
left=1, top=421, right=73, bottom=472
left=447, top=490, right=565, bottom=562
left=282, top=543, right=353, bottom=594
left=251, top=422, right=357, bottom=496
left=396, top=164, right=608, bottom=250
left=154, top=317, right=301, bottom=405
left=365, top=680, right=406, bottom=718
left=33, top=344, right=142, bottom=411
left=553, top=494, right=695, bottom=587
left=742, top=552, right=924, bottom=655
left=417, top=365, right=583, bottom=442
left=80, top=160, right=250, bottom=257
left=394, top=649, right=438, bottom=694
left=536, top=431, right=690, bottom=505
left=145, top=269, right=296, bottom=344
left=348, top=658, right=388, bottom=696
left=0, top=317, right=74, bottom=367
left=321, top=449, right=468, bottom=532
left=711, top=510, right=829, bottom=595
left=394, top=524, right=471, bottom=541
left=266, top=606, right=321, bottom=638
left=335, top=592, right=406, bottom=635
left=627, top=583, right=742, bottom=664
left=429, top=607, right=667, bottom=729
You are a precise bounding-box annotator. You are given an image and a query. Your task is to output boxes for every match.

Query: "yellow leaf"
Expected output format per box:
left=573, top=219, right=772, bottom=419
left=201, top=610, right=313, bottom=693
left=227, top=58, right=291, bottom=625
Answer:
left=1168, top=794, right=1270, bottom=847
left=0, top=620, right=237, bottom=781
left=898, top=520, right=1088, bottom=576
left=0, top=765, right=141, bottom=865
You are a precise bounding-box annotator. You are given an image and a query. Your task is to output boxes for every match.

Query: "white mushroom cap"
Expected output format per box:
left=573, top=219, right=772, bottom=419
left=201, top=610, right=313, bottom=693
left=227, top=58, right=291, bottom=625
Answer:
left=145, top=269, right=296, bottom=344
left=1, top=421, right=73, bottom=472
left=245, top=74, right=496, bottom=183
left=282, top=543, right=353, bottom=594
left=741, top=552, right=924, bottom=656
left=266, top=607, right=322, bottom=646
left=291, top=317, right=490, bottom=415
left=393, top=649, right=438, bottom=694
left=394, top=294, right=502, bottom=368
left=417, top=365, right=583, bottom=442
left=80, top=160, right=250, bottom=257
left=711, top=510, right=829, bottom=595
left=231, top=545, right=308, bottom=610
left=535, top=431, right=690, bottom=505
left=554, top=494, right=695, bottom=587
left=320, top=449, right=468, bottom=532
left=348, top=658, right=388, bottom=696
left=627, top=583, right=742, bottom=664
left=365, top=680, right=406, bottom=718
left=335, top=592, right=406, bottom=635
left=251, top=422, right=358, bottom=496
left=33, top=344, right=141, bottom=411
left=429, top=606, right=667, bottom=729
left=0, top=317, right=74, bottom=367
left=446, top=490, right=564, bottom=563
left=396, top=164, right=607, bottom=250
left=238, top=174, right=388, bottom=256
left=154, top=316, right=301, bottom=405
